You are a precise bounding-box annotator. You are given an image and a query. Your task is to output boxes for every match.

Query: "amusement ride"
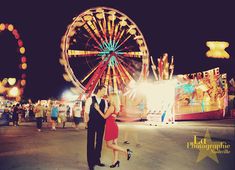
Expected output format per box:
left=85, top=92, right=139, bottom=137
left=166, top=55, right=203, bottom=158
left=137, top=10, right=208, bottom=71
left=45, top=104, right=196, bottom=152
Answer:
left=0, top=23, right=27, bottom=101
left=60, top=7, right=149, bottom=98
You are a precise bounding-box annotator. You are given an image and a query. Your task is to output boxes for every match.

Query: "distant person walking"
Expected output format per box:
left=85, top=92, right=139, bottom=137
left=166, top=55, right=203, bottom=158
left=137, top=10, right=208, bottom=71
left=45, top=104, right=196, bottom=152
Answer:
left=12, top=104, right=20, bottom=126
left=72, top=101, right=82, bottom=130
left=51, top=103, right=59, bottom=130
left=34, top=102, right=44, bottom=132
left=58, top=104, right=67, bottom=128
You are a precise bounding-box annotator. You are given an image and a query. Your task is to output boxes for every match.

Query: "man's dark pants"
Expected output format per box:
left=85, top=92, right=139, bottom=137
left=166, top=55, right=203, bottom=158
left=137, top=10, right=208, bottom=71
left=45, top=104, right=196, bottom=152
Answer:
left=87, top=122, right=105, bottom=169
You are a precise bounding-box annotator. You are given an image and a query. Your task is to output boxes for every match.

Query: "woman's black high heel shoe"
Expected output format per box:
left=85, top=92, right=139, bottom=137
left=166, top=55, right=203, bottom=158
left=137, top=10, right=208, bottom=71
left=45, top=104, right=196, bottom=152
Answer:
left=127, top=149, right=132, bottom=160
left=110, top=160, right=120, bottom=168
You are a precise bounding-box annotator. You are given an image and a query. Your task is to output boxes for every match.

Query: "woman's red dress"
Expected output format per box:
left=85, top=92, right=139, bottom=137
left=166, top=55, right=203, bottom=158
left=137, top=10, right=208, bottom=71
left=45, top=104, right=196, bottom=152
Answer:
left=104, top=112, right=118, bottom=141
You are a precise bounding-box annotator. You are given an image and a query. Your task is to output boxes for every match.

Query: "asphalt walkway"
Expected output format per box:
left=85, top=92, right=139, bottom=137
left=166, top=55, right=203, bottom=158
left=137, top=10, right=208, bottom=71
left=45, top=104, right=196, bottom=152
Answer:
left=0, top=120, right=234, bottom=170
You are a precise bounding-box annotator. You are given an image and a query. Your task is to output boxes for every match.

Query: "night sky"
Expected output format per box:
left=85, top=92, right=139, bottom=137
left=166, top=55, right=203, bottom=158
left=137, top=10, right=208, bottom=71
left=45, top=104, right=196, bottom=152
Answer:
left=0, top=0, right=234, bottom=101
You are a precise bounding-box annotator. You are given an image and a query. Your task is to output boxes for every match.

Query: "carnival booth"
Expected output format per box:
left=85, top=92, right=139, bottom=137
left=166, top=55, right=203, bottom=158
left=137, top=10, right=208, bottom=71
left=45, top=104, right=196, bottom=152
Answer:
left=125, top=53, right=229, bottom=123
left=175, top=67, right=228, bottom=120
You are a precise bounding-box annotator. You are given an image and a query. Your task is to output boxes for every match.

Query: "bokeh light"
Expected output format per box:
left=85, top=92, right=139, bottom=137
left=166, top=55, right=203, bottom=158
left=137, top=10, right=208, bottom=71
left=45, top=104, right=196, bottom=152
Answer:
left=19, top=47, right=26, bottom=54
left=0, top=23, right=5, bottom=31
left=7, top=24, right=14, bottom=31
left=21, top=80, right=26, bottom=86
left=21, top=56, right=27, bottom=63
left=21, top=63, right=27, bottom=70
left=8, top=78, right=16, bottom=86
left=18, top=39, right=23, bottom=47
left=8, top=87, right=20, bottom=97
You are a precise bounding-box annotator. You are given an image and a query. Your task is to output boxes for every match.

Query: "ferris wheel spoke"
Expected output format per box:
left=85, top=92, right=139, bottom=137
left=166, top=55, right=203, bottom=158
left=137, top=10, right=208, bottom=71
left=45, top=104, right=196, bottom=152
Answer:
left=68, top=50, right=109, bottom=57
left=107, top=20, right=113, bottom=42
left=114, top=29, right=125, bottom=49
left=114, top=66, right=123, bottom=91
left=104, top=65, right=111, bottom=87
left=94, top=10, right=109, bottom=44
left=112, top=24, right=120, bottom=47
left=87, top=20, right=107, bottom=48
left=84, top=55, right=112, bottom=97
left=80, top=62, right=101, bottom=83
left=115, top=71, right=122, bottom=88
left=91, top=44, right=102, bottom=51
left=117, top=61, right=134, bottom=82
left=114, top=34, right=132, bottom=51
left=116, top=51, right=143, bottom=58
left=116, top=56, right=136, bottom=74
left=97, top=20, right=106, bottom=40
left=116, top=51, right=142, bottom=64
left=113, top=65, right=121, bottom=85
left=111, top=17, right=116, bottom=42
left=111, top=66, right=118, bottom=93
left=115, top=64, right=126, bottom=84
left=83, top=23, right=104, bottom=50
left=103, top=14, right=109, bottom=43
left=107, top=12, right=116, bottom=42
left=94, top=9, right=106, bottom=35
left=113, top=24, right=120, bottom=41
left=97, top=20, right=108, bottom=44
left=95, top=12, right=117, bottom=50
left=100, top=71, right=106, bottom=85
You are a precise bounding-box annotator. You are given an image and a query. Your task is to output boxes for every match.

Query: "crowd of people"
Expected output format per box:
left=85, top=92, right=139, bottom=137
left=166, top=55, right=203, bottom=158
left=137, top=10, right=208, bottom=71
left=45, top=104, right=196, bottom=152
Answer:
left=0, top=100, right=83, bottom=131
left=1, top=85, right=135, bottom=169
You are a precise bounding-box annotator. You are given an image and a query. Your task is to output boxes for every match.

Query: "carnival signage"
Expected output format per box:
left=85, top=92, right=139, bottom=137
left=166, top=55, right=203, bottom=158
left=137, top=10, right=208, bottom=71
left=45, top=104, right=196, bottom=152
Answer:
left=184, top=67, right=220, bottom=79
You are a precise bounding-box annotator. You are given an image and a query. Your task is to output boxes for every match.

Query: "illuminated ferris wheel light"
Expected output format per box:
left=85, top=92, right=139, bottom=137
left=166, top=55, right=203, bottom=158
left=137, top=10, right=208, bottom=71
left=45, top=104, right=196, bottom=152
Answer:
left=21, top=56, right=27, bottom=63
left=20, top=80, right=26, bottom=86
left=2, top=78, right=8, bottom=85
left=8, top=78, right=16, bottom=86
left=0, top=23, right=28, bottom=98
left=0, top=23, right=5, bottom=31
left=21, top=63, right=27, bottom=70
left=18, top=40, right=24, bottom=47
left=19, top=47, right=26, bottom=54
left=7, top=24, right=14, bottom=31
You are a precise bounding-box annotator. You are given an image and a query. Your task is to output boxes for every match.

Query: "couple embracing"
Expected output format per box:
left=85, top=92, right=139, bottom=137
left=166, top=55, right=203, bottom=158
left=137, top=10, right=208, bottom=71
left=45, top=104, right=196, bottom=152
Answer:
left=84, top=85, right=132, bottom=170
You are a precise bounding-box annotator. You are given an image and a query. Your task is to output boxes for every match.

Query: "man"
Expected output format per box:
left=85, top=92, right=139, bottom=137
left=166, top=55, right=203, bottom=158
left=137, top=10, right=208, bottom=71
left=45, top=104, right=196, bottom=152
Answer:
left=51, top=102, right=59, bottom=131
left=84, top=85, right=108, bottom=170
left=12, top=104, right=20, bottom=126
left=58, top=104, right=67, bottom=128
left=34, top=102, right=44, bottom=132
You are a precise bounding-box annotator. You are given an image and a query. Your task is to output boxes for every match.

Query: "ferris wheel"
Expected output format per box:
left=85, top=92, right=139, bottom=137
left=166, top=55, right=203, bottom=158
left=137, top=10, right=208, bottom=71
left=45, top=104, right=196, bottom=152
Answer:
left=60, top=7, right=149, bottom=98
left=0, top=23, right=27, bottom=101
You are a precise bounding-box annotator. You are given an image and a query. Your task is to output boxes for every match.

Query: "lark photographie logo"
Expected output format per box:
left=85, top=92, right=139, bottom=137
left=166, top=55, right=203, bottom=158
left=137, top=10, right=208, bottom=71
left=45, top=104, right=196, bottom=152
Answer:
left=186, top=129, right=231, bottom=163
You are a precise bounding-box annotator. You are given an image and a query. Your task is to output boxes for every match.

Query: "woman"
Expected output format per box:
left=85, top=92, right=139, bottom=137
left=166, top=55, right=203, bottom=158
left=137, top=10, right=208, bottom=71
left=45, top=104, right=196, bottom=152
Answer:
left=94, top=93, right=132, bottom=168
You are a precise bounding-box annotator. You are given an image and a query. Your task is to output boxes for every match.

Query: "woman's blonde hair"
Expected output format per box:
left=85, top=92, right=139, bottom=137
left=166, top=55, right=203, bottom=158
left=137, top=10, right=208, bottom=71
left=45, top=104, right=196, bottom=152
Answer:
left=109, top=93, right=120, bottom=112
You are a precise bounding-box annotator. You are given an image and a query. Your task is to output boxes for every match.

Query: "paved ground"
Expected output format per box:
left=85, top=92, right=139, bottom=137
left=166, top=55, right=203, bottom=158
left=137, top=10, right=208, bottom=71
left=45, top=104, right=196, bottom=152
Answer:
left=0, top=119, right=234, bottom=170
